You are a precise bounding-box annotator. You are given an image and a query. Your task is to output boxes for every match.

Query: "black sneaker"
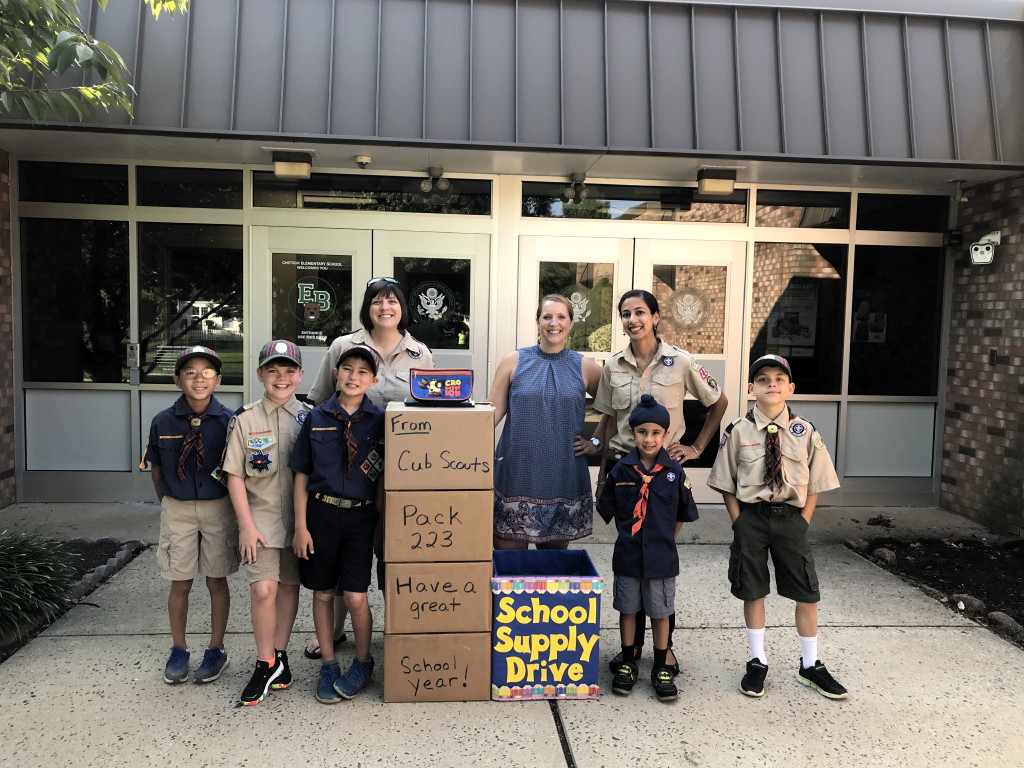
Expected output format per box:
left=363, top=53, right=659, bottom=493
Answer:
left=740, top=659, right=768, bottom=697
left=611, top=661, right=639, bottom=695
left=272, top=649, right=291, bottom=689
left=651, top=666, right=678, bottom=702
left=608, top=646, right=642, bottom=673
left=240, top=659, right=284, bottom=706
left=797, top=660, right=848, bottom=699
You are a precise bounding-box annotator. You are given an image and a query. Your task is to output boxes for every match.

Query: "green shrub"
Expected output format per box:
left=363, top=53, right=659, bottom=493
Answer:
left=0, top=531, right=77, bottom=638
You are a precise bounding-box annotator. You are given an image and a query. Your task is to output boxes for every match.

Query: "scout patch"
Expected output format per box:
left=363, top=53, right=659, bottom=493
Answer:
left=408, top=348, right=422, bottom=359
left=662, top=356, right=674, bottom=366
left=227, top=416, right=237, bottom=431
left=683, top=476, right=692, bottom=490
left=247, top=435, right=276, bottom=450
left=813, top=434, right=825, bottom=450
left=361, top=449, right=384, bottom=481
left=249, top=451, right=272, bottom=472
left=707, top=376, right=719, bottom=390
left=297, top=411, right=308, bottom=423
left=790, top=422, right=807, bottom=436
left=666, top=471, right=676, bottom=482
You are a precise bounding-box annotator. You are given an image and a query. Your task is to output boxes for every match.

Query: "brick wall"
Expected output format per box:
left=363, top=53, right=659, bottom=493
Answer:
left=940, top=174, right=1024, bottom=535
left=0, top=151, right=15, bottom=508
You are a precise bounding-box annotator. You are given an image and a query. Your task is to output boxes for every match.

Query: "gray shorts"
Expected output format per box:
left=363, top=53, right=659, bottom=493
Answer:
left=612, top=575, right=676, bottom=619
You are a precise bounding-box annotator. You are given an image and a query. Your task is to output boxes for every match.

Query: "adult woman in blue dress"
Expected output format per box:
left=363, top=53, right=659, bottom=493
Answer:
left=593, top=289, right=730, bottom=674
left=489, top=295, right=603, bottom=550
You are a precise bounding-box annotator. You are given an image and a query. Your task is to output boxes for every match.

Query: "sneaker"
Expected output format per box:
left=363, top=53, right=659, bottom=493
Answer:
left=611, top=660, right=639, bottom=695
left=316, top=661, right=342, bottom=704
left=239, top=659, right=283, bottom=706
left=741, top=659, right=768, bottom=697
left=797, top=660, right=848, bottom=699
left=334, top=656, right=375, bottom=699
left=272, top=649, right=291, bottom=689
left=193, top=647, right=229, bottom=684
left=608, top=646, right=643, bottom=673
left=651, top=666, right=678, bottom=701
left=163, top=646, right=190, bottom=684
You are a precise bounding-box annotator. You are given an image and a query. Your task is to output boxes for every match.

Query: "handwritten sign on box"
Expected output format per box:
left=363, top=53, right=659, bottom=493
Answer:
left=384, top=491, right=493, bottom=563
left=383, top=632, right=491, bottom=702
left=385, top=561, right=492, bottom=634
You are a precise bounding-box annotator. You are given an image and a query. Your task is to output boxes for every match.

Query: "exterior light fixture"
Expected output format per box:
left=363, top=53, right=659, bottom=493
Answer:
left=696, top=168, right=737, bottom=195
left=272, top=150, right=314, bottom=180
left=561, top=173, right=589, bottom=203
left=420, top=167, right=450, bottom=194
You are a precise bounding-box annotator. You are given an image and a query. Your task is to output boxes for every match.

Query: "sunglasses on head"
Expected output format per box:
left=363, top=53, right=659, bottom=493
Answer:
left=366, top=277, right=399, bottom=287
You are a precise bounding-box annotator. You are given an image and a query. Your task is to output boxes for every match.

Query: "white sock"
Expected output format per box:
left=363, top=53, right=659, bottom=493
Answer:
left=799, top=634, right=818, bottom=669
left=746, top=627, right=767, bottom=664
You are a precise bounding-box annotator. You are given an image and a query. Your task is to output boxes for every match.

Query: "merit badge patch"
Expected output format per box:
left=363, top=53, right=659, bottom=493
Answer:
left=247, top=435, right=276, bottom=450
left=790, top=422, right=807, bottom=437
left=662, top=356, right=674, bottom=366
left=248, top=451, right=272, bottom=472
left=666, top=471, right=676, bottom=482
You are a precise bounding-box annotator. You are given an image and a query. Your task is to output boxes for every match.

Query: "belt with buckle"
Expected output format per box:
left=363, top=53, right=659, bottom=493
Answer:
left=314, top=493, right=370, bottom=508
left=744, top=501, right=791, bottom=515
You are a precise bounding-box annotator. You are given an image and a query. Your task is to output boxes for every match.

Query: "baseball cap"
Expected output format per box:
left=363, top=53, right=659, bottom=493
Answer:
left=749, top=353, right=792, bottom=381
left=336, top=344, right=380, bottom=376
left=175, top=345, right=222, bottom=375
left=258, top=339, right=302, bottom=368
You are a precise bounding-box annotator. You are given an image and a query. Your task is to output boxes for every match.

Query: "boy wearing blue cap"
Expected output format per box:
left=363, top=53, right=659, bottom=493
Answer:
left=708, top=354, right=846, bottom=700
left=600, top=393, right=698, bottom=702
left=143, top=345, right=238, bottom=685
left=222, top=340, right=311, bottom=706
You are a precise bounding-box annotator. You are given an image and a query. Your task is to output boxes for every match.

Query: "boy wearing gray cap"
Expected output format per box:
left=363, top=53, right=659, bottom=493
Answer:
left=600, top=394, right=699, bottom=702
left=708, top=354, right=846, bottom=700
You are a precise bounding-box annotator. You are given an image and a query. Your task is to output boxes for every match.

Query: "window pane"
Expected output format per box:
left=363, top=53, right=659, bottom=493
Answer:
left=749, top=243, right=847, bottom=394
left=138, top=223, right=243, bottom=385
left=538, top=262, right=616, bottom=353
left=848, top=246, right=943, bottom=396
left=253, top=172, right=491, bottom=214
left=856, top=194, right=947, bottom=232
left=523, top=182, right=747, bottom=222
left=399, top=258, right=472, bottom=350
left=652, top=264, right=727, bottom=355
left=137, top=166, right=243, bottom=208
left=756, top=190, right=850, bottom=228
left=20, top=218, right=129, bottom=383
left=272, top=254, right=353, bottom=347
left=19, top=162, right=128, bottom=205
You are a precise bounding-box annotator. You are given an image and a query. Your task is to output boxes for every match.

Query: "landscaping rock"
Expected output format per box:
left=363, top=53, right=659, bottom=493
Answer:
left=918, top=586, right=947, bottom=602
left=844, top=539, right=869, bottom=550
left=986, top=612, right=1022, bottom=630
left=952, top=593, right=987, bottom=615
left=872, top=547, right=897, bottom=567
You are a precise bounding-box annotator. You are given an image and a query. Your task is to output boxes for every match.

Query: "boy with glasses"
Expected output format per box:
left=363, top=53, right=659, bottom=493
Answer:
left=143, top=346, right=239, bottom=685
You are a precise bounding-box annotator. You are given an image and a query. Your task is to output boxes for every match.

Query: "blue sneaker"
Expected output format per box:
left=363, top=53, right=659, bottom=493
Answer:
left=316, top=661, right=342, bottom=704
left=163, top=646, right=190, bottom=684
left=193, top=647, right=229, bottom=684
left=334, top=656, right=375, bottom=699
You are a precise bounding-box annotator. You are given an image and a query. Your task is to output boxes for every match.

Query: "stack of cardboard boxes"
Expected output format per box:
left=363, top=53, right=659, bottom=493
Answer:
left=382, top=402, right=495, bottom=703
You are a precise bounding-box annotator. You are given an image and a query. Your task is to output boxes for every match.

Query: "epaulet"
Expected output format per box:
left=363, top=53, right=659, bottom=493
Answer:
left=235, top=401, right=258, bottom=415
left=298, top=399, right=313, bottom=412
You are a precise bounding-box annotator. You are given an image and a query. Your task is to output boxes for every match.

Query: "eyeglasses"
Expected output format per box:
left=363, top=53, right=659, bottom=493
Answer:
left=366, top=277, right=399, bottom=287
left=179, top=368, right=219, bottom=380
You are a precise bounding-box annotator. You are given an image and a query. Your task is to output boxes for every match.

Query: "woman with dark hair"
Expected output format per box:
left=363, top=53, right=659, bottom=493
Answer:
left=593, top=288, right=729, bottom=675
left=303, top=277, right=434, bottom=658
left=489, top=294, right=602, bottom=549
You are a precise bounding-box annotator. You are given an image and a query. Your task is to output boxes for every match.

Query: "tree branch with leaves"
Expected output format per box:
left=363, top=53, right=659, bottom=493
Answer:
left=0, top=0, right=187, bottom=120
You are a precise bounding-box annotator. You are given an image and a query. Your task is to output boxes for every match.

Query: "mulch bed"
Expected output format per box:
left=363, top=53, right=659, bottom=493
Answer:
left=66, top=538, right=125, bottom=580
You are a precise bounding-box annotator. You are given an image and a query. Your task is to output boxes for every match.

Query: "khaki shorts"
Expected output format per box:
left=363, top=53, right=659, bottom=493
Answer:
left=157, top=496, right=240, bottom=581
left=245, top=545, right=300, bottom=586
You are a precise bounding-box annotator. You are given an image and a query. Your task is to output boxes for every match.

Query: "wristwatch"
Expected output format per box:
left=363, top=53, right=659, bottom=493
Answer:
left=590, top=437, right=601, bottom=448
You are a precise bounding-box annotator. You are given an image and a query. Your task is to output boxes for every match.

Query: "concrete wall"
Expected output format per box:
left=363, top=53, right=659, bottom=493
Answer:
left=0, top=151, right=15, bottom=508
left=941, top=174, right=1024, bottom=535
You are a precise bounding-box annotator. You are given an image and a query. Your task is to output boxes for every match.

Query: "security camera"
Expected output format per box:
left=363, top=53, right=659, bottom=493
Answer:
left=354, top=155, right=372, bottom=169
left=969, top=230, right=1001, bottom=265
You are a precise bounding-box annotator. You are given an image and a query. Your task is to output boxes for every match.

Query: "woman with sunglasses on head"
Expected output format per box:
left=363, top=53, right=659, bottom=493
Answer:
left=592, top=289, right=729, bottom=679
left=303, top=277, right=434, bottom=659
left=489, top=294, right=603, bottom=550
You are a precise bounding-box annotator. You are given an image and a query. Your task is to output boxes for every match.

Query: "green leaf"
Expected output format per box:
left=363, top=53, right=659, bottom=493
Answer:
left=75, top=43, right=93, bottom=64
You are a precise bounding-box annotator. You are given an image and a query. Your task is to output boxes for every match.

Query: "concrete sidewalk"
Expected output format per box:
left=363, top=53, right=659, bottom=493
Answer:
left=0, top=502, right=1020, bottom=767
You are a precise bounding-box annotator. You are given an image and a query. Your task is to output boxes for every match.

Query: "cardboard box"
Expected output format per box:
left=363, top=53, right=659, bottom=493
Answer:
left=490, top=549, right=603, bottom=701
left=385, top=561, right=492, bottom=635
left=384, top=490, right=493, bottom=563
left=384, top=402, right=495, bottom=490
left=383, top=632, right=491, bottom=703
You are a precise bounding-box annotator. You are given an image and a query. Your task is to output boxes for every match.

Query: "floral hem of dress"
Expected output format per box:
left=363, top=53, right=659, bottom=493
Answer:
left=494, top=493, right=594, bottom=543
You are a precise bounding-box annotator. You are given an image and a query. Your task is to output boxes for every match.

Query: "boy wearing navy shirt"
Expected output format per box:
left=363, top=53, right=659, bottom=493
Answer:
left=290, top=344, right=384, bottom=703
left=600, top=394, right=698, bottom=702
left=143, top=345, right=239, bottom=685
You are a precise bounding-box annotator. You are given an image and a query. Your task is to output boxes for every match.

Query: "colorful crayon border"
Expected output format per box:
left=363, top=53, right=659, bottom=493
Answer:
left=490, top=577, right=604, bottom=595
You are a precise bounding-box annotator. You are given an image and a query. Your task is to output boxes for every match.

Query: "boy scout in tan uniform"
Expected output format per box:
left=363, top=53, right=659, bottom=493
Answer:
left=708, top=354, right=847, bottom=700
left=222, top=340, right=311, bottom=706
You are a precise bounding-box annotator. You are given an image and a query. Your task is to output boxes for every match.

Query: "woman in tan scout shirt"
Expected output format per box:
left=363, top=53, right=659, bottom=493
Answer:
left=592, top=288, right=729, bottom=675
left=304, top=278, right=435, bottom=658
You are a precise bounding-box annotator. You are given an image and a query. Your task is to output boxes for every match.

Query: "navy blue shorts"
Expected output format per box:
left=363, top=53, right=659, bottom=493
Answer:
left=299, top=495, right=378, bottom=594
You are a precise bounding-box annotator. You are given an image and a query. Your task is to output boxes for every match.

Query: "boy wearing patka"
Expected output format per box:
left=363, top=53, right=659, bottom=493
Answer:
left=708, top=354, right=846, bottom=700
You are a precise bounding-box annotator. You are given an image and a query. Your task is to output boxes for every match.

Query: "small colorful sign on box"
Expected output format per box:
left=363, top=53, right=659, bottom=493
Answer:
left=491, top=550, right=603, bottom=701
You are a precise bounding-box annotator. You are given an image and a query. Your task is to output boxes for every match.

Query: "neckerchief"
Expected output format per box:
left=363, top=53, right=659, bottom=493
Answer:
left=746, top=408, right=794, bottom=493
left=178, top=412, right=211, bottom=482
left=332, top=408, right=367, bottom=469
left=630, top=462, right=664, bottom=535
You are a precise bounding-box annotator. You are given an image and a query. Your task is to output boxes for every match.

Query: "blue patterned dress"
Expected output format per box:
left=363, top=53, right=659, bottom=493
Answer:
left=493, top=345, right=594, bottom=543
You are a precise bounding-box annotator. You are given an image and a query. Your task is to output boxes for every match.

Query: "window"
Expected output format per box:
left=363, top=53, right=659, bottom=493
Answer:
left=137, top=167, right=243, bottom=209
left=856, top=194, right=947, bottom=232
left=756, top=190, right=850, bottom=228
left=19, top=162, right=128, bottom=205
left=523, top=182, right=747, bottom=222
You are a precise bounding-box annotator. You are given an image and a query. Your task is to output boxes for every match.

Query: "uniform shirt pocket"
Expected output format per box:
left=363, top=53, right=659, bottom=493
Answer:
left=737, top=446, right=765, bottom=488
left=610, top=375, right=634, bottom=411
left=650, top=365, right=683, bottom=405
left=243, top=442, right=280, bottom=478
left=781, top=445, right=810, bottom=486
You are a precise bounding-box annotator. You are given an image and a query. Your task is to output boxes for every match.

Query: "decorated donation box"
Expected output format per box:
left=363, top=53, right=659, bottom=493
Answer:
left=383, top=632, right=491, bottom=703
left=490, top=550, right=603, bottom=701
left=384, top=491, right=493, bottom=563
left=384, top=402, right=494, bottom=491
left=385, top=561, right=492, bottom=634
